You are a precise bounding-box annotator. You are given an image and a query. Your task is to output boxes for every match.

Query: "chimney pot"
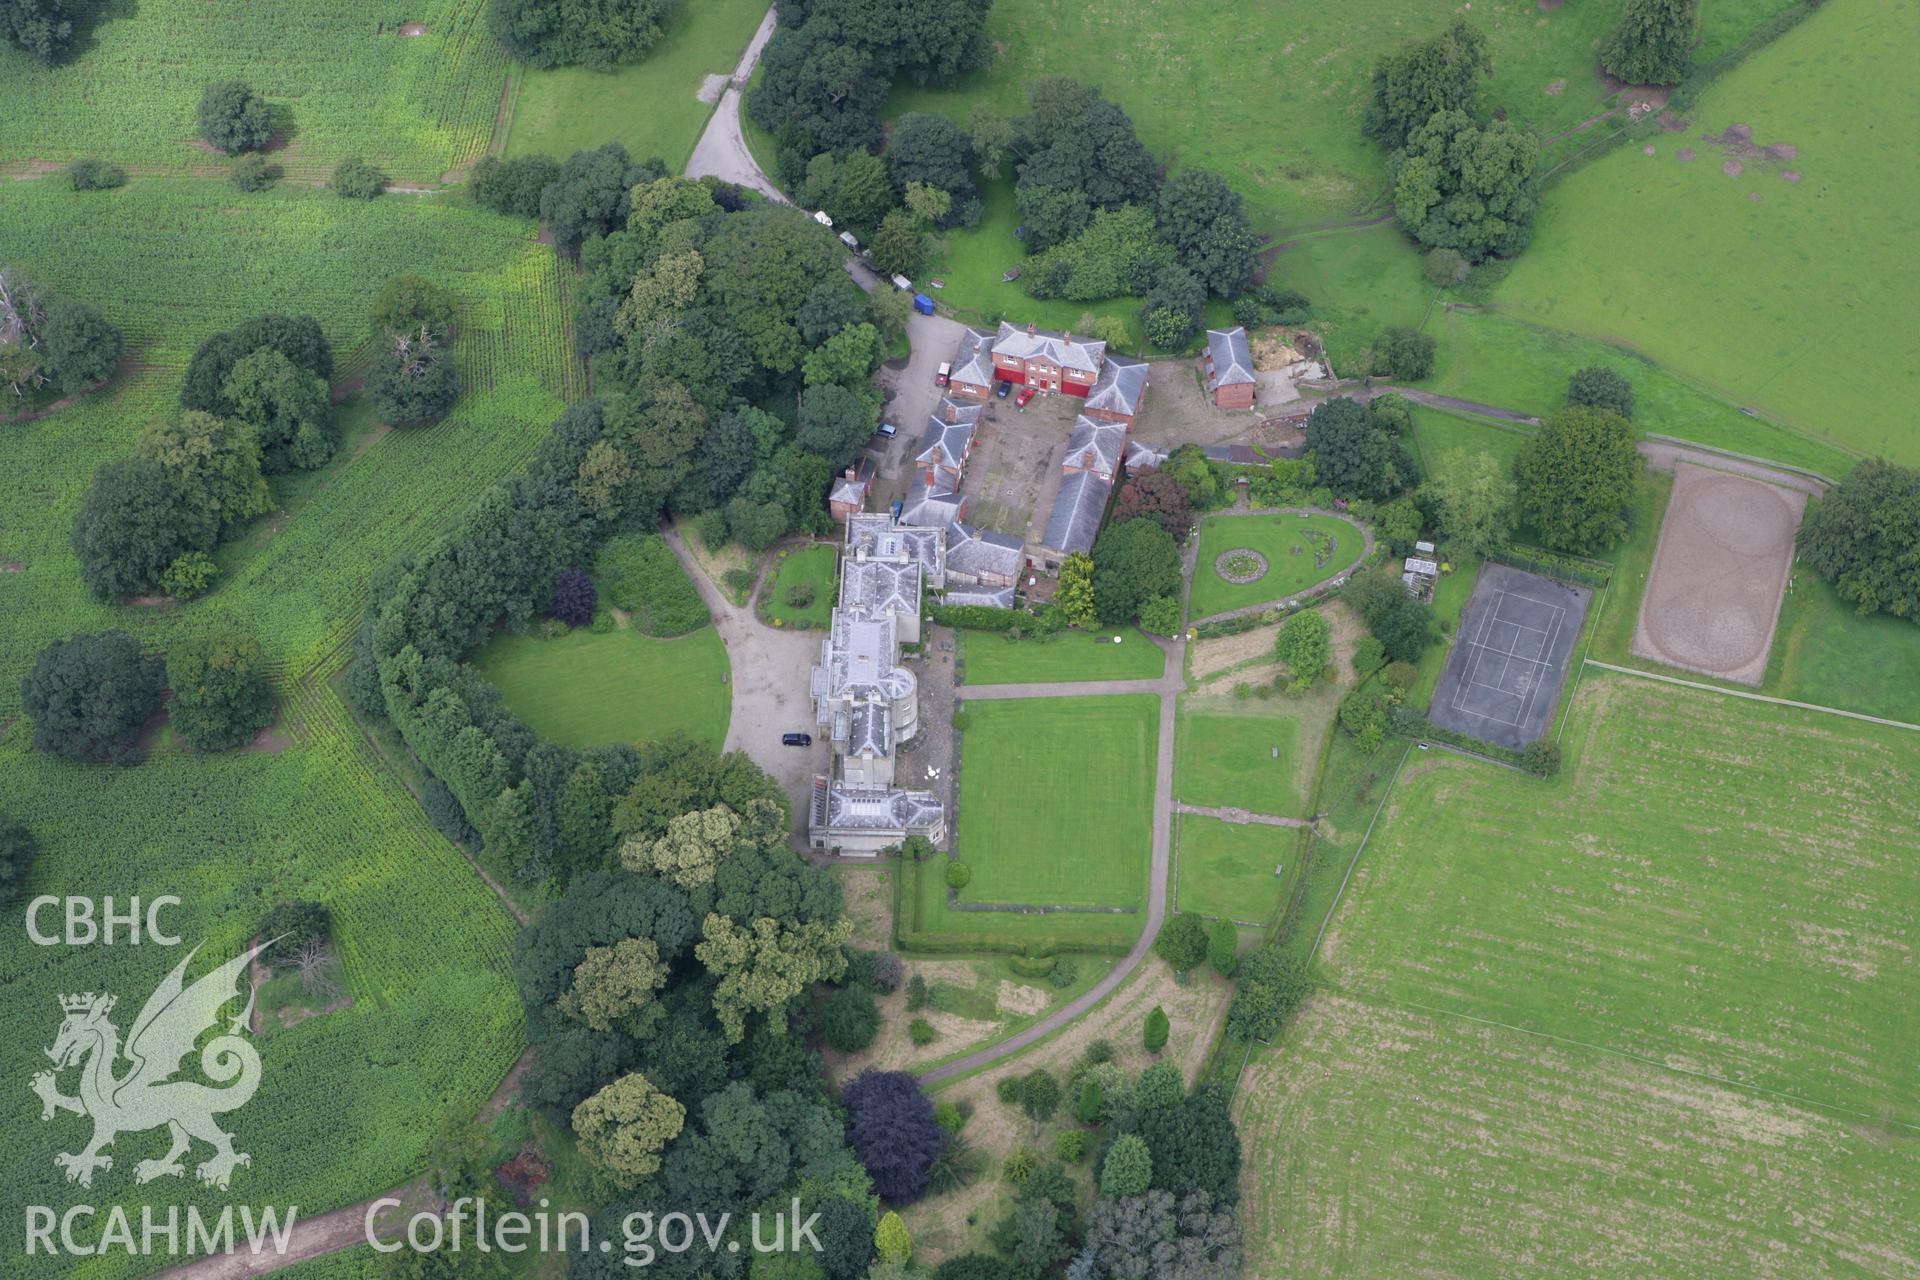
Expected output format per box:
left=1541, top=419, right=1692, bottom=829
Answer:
left=1027, top=322, right=1036, bottom=336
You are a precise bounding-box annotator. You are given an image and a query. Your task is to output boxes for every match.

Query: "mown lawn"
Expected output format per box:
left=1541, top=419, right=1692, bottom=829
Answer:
left=961, top=628, right=1165, bottom=685
left=476, top=623, right=731, bottom=750
left=952, top=695, right=1158, bottom=908
left=1190, top=512, right=1364, bottom=619
left=503, top=0, right=766, bottom=169
left=1174, top=704, right=1310, bottom=819
left=764, top=544, right=838, bottom=629
left=1239, top=671, right=1920, bottom=1275
left=1492, top=0, right=1918, bottom=463
left=1176, top=815, right=1295, bottom=925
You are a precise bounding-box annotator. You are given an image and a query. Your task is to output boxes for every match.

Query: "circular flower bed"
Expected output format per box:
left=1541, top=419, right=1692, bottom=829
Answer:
left=1215, top=549, right=1268, bottom=584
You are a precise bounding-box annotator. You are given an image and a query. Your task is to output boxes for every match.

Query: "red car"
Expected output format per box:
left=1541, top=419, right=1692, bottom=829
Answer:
left=1015, top=386, right=1037, bottom=410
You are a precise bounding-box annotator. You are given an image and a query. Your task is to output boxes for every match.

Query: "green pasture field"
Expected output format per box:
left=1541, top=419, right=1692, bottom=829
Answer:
left=1238, top=671, right=1920, bottom=1274
left=960, top=627, right=1165, bottom=685
left=1425, top=309, right=1859, bottom=479
left=1333, top=672, right=1920, bottom=1119
left=888, top=0, right=1800, bottom=236
left=1175, top=815, right=1295, bottom=926
left=764, top=544, right=838, bottom=629
left=475, top=624, right=731, bottom=751
left=1492, top=0, right=1919, bottom=463
left=0, top=693, right=523, bottom=1276
left=1237, top=990, right=1916, bottom=1279
left=1259, top=221, right=1434, bottom=375
left=0, top=0, right=508, bottom=181
left=0, top=179, right=573, bottom=705
left=1174, top=705, right=1309, bottom=819
left=1190, top=512, right=1364, bottom=620
left=951, top=695, right=1158, bottom=908
left=502, top=0, right=766, bottom=169
left=1404, top=405, right=1528, bottom=474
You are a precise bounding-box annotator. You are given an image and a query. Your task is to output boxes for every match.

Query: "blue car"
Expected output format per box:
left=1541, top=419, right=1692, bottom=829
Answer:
left=995, top=380, right=1013, bottom=399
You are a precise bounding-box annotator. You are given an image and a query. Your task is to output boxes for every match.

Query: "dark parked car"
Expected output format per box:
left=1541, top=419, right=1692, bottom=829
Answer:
left=782, top=732, right=813, bottom=747
left=995, top=379, right=1013, bottom=399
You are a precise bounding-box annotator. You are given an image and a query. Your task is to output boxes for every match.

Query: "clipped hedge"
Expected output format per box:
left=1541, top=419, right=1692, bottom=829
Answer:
left=1487, top=543, right=1612, bottom=588
left=929, top=602, right=1024, bottom=632
left=596, top=534, right=710, bottom=636
left=1008, top=953, right=1057, bottom=979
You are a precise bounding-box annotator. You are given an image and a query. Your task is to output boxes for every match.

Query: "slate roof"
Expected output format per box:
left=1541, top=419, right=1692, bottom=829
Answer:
left=817, top=782, right=944, bottom=834
left=937, top=396, right=984, bottom=426
left=942, top=585, right=1017, bottom=609
left=814, top=609, right=915, bottom=709
left=901, top=483, right=966, bottom=530
left=994, top=322, right=1106, bottom=376
left=840, top=559, right=920, bottom=618
left=846, top=514, right=944, bottom=578
left=950, top=327, right=997, bottom=387
left=1125, top=439, right=1169, bottom=472
left=915, top=415, right=974, bottom=473
left=1064, top=415, right=1127, bottom=479
left=1041, top=470, right=1111, bottom=556
left=830, top=469, right=872, bottom=508
left=1205, top=327, right=1256, bottom=387
left=1085, top=355, right=1148, bottom=418
left=945, top=521, right=1024, bottom=581
left=847, top=702, right=891, bottom=760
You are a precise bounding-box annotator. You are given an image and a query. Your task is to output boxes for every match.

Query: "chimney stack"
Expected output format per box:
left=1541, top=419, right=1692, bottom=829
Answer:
left=1027, top=321, right=1037, bottom=337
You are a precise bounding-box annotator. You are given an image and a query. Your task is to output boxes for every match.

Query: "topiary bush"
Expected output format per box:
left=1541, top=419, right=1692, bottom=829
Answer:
left=944, top=860, right=972, bottom=890
left=1143, top=1005, right=1170, bottom=1053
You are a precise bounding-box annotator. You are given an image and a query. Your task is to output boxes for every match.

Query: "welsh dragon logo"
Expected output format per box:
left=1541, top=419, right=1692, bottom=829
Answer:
left=32, top=941, right=272, bottom=1190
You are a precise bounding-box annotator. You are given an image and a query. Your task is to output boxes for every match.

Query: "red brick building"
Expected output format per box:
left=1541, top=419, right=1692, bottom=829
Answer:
left=1204, top=327, right=1257, bottom=409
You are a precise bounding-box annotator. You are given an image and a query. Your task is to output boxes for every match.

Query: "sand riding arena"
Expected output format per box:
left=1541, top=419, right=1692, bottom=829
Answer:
left=1631, top=463, right=1807, bottom=686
